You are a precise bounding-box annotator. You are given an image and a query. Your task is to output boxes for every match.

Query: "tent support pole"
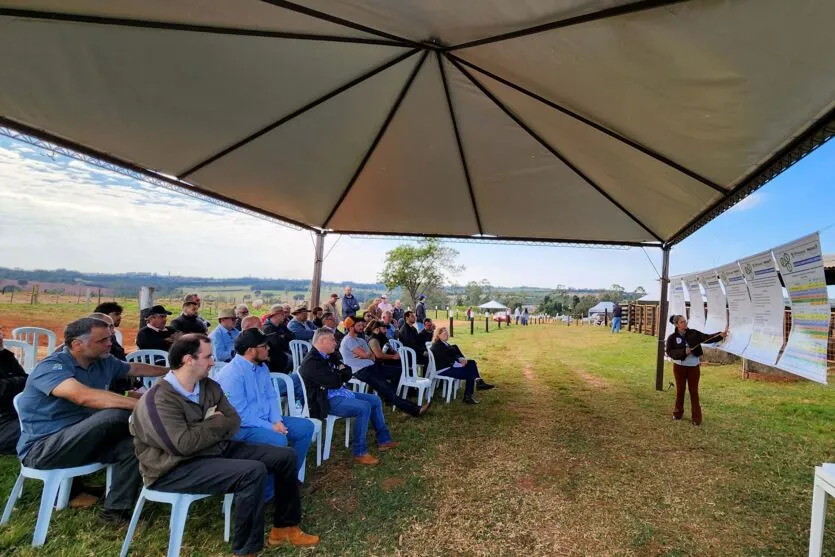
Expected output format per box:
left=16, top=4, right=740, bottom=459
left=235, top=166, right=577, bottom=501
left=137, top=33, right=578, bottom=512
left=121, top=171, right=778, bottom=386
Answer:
left=655, top=245, right=671, bottom=391
left=310, top=232, right=326, bottom=309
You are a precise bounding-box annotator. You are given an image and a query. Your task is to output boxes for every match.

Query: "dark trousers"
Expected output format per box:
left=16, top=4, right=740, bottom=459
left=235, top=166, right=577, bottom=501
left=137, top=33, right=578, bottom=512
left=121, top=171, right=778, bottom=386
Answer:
left=672, top=363, right=702, bottom=424
left=356, top=365, right=422, bottom=416
left=438, top=360, right=481, bottom=396
left=0, top=417, right=20, bottom=455
left=22, top=409, right=140, bottom=511
left=151, top=441, right=300, bottom=556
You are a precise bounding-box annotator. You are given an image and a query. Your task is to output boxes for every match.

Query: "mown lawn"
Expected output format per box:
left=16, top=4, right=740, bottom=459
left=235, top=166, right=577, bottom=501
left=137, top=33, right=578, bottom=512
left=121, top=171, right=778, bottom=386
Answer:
left=0, top=323, right=832, bottom=555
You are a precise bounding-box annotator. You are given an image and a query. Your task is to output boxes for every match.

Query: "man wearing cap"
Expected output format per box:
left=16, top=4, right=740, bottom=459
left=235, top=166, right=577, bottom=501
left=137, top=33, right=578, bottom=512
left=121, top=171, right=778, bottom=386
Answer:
left=263, top=305, right=292, bottom=373
left=415, top=295, right=427, bottom=332
left=341, top=286, right=360, bottom=319
left=210, top=308, right=240, bottom=364
left=215, top=329, right=314, bottom=483
left=340, top=316, right=429, bottom=418
left=377, top=295, right=393, bottom=316
left=322, top=293, right=340, bottom=322
left=287, top=305, right=317, bottom=342
left=234, top=304, right=250, bottom=331
left=136, top=305, right=176, bottom=353
left=170, top=294, right=209, bottom=335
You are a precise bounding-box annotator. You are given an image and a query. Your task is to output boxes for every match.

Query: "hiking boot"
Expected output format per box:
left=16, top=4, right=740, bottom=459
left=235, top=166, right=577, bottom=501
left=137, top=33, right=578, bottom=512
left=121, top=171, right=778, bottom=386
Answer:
left=462, top=395, right=480, bottom=405
left=268, top=525, right=320, bottom=547
left=354, top=453, right=380, bottom=465
left=378, top=441, right=400, bottom=451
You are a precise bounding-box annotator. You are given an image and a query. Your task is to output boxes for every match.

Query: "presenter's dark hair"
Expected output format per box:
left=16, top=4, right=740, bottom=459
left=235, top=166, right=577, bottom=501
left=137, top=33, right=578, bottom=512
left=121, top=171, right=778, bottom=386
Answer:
left=669, top=314, right=685, bottom=326
left=169, top=333, right=210, bottom=369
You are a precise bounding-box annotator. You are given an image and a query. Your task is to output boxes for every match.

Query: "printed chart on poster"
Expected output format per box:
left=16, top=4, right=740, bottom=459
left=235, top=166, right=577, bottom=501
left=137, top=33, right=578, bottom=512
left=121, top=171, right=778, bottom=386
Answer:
left=773, top=233, right=829, bottom=384
left=702, top=271, right=728, bottom=336
left=665, top=276, right=687, bottom=340
left=718, top=263, right=753, bottom=356
left=684, top=275, right=706, bottom=332
left=739, top=251, right=785, bottom=365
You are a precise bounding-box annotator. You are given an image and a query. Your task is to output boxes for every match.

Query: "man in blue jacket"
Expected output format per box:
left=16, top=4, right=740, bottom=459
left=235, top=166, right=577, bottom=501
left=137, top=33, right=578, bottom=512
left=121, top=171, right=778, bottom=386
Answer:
left=341, top=286, right=361, bottom=319
left=287, top=305, right=317, bottom=341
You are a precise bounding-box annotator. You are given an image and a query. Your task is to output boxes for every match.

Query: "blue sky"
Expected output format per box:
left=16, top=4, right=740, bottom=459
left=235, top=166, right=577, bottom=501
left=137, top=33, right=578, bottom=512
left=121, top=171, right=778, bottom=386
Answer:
left=1, top=135, right=834, bottom=294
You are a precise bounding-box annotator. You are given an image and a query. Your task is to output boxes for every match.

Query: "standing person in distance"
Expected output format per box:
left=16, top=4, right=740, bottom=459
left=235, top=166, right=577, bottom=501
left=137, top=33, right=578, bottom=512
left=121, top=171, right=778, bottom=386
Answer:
left=664, top=315, right=727, bottom=426
left=611, top=304, right=623, bottom=333
left=415, top=295, right=427, bottom=332
left=341, top=286, right=360, bottom=319
left=322, top=293, right=341, bottom=323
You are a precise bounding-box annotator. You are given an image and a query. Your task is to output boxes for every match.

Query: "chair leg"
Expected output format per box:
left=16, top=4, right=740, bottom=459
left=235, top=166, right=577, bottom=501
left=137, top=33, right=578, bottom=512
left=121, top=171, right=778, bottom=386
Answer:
left=344, top=418, right=351, bottom=448
left=323, top=419, right=335, bottom=461
left=119, top=494, right=147, bottom=557
left=809, top=481, right=827, bottom=557
left=106, top=465, right=113, bottom=498
left=315, top=430, right=322, bottom=467
left=1, top=474, right=24, bottom=525
left=56, top=477, right=73, bottom=510
left=222, top=494, right=233, bottom=543
left=167, top=498, right=194, bottom=557
left=32, top=477, right=62, bottom=547
left=298, top=456, right=306, bottom=484
left=417, top=386, right=425, bottom=406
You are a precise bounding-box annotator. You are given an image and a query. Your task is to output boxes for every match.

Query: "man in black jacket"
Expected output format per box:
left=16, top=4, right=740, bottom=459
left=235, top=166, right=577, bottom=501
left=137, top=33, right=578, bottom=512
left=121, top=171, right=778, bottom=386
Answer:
left=299, top=328, right=399, bottom=465
left=263, top=304, right=292, bottom=373
left=398, top=311, right=427, bottom=366
left=136, top=305, right=177, bottom=354
left=0, top=327, right=27, bottom=454
left=169, top=294, right=209, bottom=335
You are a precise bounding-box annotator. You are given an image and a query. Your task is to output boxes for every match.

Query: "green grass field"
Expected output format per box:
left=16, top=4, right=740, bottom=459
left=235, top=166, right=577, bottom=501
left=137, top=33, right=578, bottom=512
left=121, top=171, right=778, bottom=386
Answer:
left=0, top=324, right=833, bottom=555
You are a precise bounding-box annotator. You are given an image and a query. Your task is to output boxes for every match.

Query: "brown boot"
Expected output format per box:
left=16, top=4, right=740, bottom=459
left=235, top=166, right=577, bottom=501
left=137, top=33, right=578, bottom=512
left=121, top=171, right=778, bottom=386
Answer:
left=268, top=525, right=320, bottom=547
left=378, top=441, right=400, bottom=451
left=354, top=453, right=379, bottom=465
left=69, top=493, right=98, bottom=509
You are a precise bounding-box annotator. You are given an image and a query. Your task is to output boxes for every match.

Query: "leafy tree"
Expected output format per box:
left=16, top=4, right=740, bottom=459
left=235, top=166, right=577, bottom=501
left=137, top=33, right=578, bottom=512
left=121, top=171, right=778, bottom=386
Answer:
left=378, top=239, right=463, bottom=306
left=463, top=281, right=484, bottom=306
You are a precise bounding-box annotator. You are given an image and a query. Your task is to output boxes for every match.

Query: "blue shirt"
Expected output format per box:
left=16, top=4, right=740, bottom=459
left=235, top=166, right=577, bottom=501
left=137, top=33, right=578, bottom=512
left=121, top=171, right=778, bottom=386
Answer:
left=16, top=348, right=131, bottom=457
left=316, top=350, right=355, bottom=400
left=287, top=318, right=316, bottom=341
left=339, top=334, right=374, bottom=371
left=163, top=371, right=200, bottom=403
left=210, top=325, right=239, bottom=363
left=214, top=354, right=281, bottom=429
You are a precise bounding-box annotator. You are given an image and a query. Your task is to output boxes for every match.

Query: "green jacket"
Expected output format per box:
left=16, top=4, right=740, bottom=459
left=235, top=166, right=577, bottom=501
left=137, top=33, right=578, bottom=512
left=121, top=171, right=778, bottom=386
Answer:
left=130, top=377, right=241, bottom=486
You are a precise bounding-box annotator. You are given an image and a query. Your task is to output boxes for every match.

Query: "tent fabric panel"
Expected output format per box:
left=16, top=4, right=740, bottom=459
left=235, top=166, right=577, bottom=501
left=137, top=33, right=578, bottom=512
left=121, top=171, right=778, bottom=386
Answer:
left=328, top=54, right=479, bottom=236
left=0, top=0, right=378, bottom=38
left=301, top=0, right=637, bottom=45
left=475, top=68, right=723, bottom=240
left=0, top=16, right=407, bottom=175
left=458, top=0, right=835, bottom=188
left=444, top=60, right=655, bottom=243
left=189, top=55, right=421, bottom=227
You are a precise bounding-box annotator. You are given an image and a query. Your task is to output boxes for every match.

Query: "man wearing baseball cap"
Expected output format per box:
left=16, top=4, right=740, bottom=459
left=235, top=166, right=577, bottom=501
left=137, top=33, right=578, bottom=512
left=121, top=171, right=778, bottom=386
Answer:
left=170, top=293, right=209, bottom=335
left=210, top=308, right=240, bottom=364
left=287, top=304, right=316, bottom=341
left=136, top=305, right=176, bottom=354
left=377, top=295, right=393, bottom=315
left=215, top=329, right=314, bottom=483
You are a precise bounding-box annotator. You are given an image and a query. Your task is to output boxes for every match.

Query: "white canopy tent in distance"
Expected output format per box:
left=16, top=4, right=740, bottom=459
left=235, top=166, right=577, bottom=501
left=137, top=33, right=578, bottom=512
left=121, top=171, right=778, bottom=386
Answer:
left=2, top=0, right=835, bottom=390
left=478, top=300, right=508, bottom=311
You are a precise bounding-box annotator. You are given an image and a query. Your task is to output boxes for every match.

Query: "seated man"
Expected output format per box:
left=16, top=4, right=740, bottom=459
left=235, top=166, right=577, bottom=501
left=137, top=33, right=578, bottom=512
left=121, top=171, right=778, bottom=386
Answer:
left=240, top=315, right=263, bottom=331
left=430, top=326, right=494, bottom=405
left=136, top=304, right=177, bottom=353
left=263, top=305, right=292, bottom=372
left=131, top=334, right=318, bottom=552
left=215, top=329, right=314, bottom=484
left=377, top=294, right=393, bottom=316
left=380, top=311, right=396, bottom=340
left=392, top=300, right=404, bottom=324
left=234, top=304, right=250, bottom=331
left=311, top=307, right=324, bottom=328
left=320, top=312, right=344, bottom=349
left=94, top=302, right=126, bottom=360
left=16, top=317, right=168, bottom=523
left=300, top=328, right=398, bottom=465
left=398, top=311, right=427, bottom=367
left=340, top=317, right=428, bottom=418
left=210, top=308, right=240, bottom=364
left=170, top=294, right=209, bottom=335
left=418, top=318, right=435, bottom=347
left=0, top=327, right=27, bottom=454
left=89, top=313, right=142, bottom=394
left=287, top=305, right=316, bottom=341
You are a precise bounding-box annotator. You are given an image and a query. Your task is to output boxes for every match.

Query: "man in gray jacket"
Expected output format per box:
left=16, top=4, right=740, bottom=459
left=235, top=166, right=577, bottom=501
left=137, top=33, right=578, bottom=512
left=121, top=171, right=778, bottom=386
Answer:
left=131, top=334, right=319, bottom=554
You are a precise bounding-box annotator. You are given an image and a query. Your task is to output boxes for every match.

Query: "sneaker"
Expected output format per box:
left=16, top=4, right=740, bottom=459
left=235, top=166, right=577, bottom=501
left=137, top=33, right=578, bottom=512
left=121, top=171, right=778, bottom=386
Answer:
left=98, top=507, right=133, bottom=526
left=354, top=453, right=380, bottom=465
left=462, top=395, right=480, bottom=405
left=268, top=525, right=320, bottom=547
left=378, top=441, right=400, bottom=451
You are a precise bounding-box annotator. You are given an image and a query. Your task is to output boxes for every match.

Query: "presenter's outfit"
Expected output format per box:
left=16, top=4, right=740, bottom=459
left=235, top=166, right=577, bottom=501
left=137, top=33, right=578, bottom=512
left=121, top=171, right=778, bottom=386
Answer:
left=664, top=328, right=722, bottom=425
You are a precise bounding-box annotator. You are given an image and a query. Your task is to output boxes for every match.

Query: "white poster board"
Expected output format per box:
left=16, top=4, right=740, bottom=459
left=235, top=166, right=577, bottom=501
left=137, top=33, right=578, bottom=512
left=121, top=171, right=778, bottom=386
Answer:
left=739, top=251, right=785, bottom=365
left=717, top=263, right=752, bottom=356
left=773, top=233, right=829, bottom=384
left=702, top=271, right=727, bottom=335
left=665, top=276, right=687, bottom=339
left=684, top=274, right=706, bottom=332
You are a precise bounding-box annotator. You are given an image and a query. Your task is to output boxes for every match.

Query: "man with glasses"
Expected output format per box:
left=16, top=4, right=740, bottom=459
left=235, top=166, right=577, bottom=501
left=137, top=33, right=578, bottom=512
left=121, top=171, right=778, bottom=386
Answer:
left=210, top=308, right=240, bottom=364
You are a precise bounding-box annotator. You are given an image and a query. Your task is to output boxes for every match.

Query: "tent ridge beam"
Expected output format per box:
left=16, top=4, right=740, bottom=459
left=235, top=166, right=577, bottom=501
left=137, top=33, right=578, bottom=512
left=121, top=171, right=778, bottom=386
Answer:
left=178, top=48, right=421, bottom=179
left=0, top=8, right=410, bottom=46
left=668, top=105, right=835, bottom=245
left=447, top=56, right=664, bottom=244
left=0, top=116, right=319, bottom=232
left=446, top=0, right=693, bottom=51
left=335, top=229, right=662, bottom=248
left=449, top=54, right=726, bottom=194
left=436, top=51, right=484, bottom=236
left=259, top=0, right=422, bottom=48
left=322, top=50, right=430, bottom=229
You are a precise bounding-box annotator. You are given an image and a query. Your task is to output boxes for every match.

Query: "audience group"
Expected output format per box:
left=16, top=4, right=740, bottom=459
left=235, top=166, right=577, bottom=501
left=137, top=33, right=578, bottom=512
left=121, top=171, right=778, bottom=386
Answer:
left=0, top=287, right=496, bottom=555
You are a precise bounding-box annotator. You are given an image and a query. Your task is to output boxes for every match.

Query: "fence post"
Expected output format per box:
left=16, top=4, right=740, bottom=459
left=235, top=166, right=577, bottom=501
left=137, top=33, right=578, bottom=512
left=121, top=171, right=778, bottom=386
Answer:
left=470, top=318, right=474, bottom=335
left=497, top=318, right=501, bottom=329
left=485, top=317, right=489, bottom=333
left=30, top=285, right=39, bottom=305
left=449, top=315, right=454, bottom=338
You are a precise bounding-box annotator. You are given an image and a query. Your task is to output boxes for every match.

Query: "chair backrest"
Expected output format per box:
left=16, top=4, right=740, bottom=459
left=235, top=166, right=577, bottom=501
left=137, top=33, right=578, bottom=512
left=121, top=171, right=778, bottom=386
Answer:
left=289, top=340, right=311, bottom=372
left=398, top=346, right=418, bottom=380
left=126, top=349, right=170, bottom=367
left=12, top=327, right=56, bottom=359
left=388, top=339, right=402, bottom=352
left=269, top=372, right=297, bottom=416
left=4, top=339, right=36, bottom=373
left=425, top=348, right=438, bottom=380
left=291, top=371, right=311, bottom=418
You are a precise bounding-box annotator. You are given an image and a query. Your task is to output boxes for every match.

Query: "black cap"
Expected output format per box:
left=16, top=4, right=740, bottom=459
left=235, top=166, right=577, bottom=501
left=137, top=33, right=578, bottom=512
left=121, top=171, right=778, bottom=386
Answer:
left=147, top=305, right=172, bottom=316
left=235, top=328, right=268, bottom=352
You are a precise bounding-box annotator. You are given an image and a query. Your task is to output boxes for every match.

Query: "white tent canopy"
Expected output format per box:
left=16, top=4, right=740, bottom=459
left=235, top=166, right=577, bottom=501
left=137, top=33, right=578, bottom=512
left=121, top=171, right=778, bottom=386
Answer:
left=588, top=301, right=615, bottom=316
left=2, top=1, right=835, bottom=246
left=478, top=300, right=508, bottom=310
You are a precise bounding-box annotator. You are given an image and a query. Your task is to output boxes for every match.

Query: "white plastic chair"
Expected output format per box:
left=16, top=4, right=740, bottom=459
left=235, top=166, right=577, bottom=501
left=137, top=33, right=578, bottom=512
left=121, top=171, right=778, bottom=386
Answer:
left=126, top=350, right=169, bottom=389
left=289, top=340, right=311, bottom=372
left=425, top=344, right=459, bottom=403
left=396, top=346, right=431, bottom=406
left=11, top=327, right=56, bottom=360
left=1, top=395, right=113, bottom=547
left=119, top=488, right=233, bottom=557
left=3, top=339, right=36, bottom=374
left=270, top=372, right=318, bottom=480
left=292, top=372, right=348, bottom=462
left=387, top=339, right=402, bottom=352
